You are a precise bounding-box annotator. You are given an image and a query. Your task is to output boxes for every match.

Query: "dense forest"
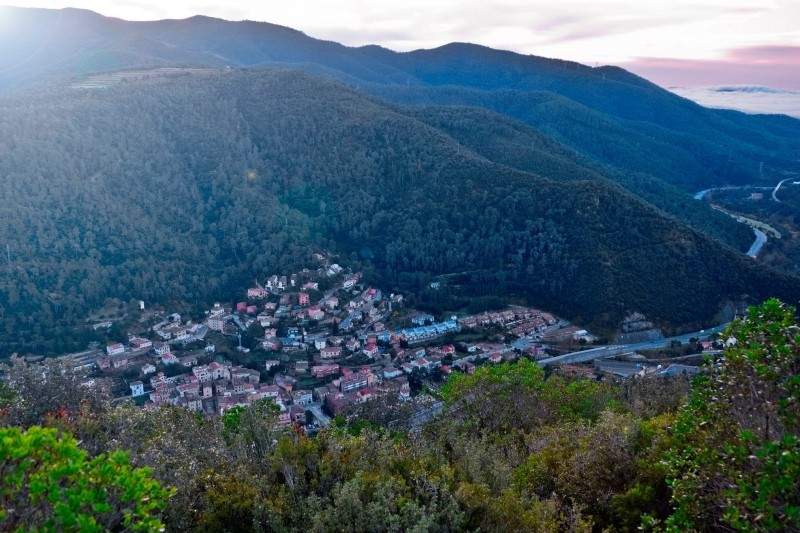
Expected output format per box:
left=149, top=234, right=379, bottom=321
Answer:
left=405, top=105, right=754, bottom=250
left=1, top=299, right=798, bottom=531
left=1, top=70, right=799, bottom=354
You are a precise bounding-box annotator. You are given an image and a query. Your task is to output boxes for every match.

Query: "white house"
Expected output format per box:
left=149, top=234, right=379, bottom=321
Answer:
left=106, top=343, right=125, bottom=356
left=130, top=381, right=145, bottom=397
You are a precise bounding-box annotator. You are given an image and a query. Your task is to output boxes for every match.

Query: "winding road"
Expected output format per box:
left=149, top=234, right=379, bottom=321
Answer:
left=772, top=178, right=793, bottom=202
left=693, top=184, right=786, bottom=259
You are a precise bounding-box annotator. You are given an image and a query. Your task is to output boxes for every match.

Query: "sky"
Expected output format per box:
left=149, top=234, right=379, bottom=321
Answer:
left=5, top=0, right=800, bottom=91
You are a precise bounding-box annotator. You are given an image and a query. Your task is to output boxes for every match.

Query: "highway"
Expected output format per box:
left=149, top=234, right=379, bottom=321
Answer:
left=536, top=323, right=729, bottom=367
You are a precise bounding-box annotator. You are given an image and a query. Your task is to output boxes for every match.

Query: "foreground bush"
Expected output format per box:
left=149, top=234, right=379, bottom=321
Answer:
left=0, top=426, right=172, bottom=532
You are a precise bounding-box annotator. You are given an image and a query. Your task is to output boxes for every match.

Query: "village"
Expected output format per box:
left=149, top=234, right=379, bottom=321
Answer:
left=49, top=254, right=720, bottom=432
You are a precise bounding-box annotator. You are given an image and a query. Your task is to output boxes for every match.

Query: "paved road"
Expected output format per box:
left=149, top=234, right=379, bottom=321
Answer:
left=772, top=177, right=793, bottom=202
left=537, top=323, right=729, bottom=367
left=694, top=187, right=777, bottom=259
left=307, top=403, right=331, bottom=426
left=747, top=228, right=768, bottom=258
left=693, top=185, right=771, bottom=200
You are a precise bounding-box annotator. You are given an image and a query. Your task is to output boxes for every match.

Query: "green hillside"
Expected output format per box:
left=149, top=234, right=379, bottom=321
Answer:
left=1, top=70, right=797, bottom=354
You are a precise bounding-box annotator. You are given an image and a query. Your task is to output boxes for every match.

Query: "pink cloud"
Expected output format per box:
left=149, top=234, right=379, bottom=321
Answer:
left=620, top=45, right=800, bottom=90
left=727, top=45, right=800, bottom=65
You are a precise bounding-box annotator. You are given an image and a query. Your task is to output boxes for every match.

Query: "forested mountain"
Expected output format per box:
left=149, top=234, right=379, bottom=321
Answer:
left=2, top=5, right=799, bottom=195
left=405, top=105, right=754, bottom=249
left=1, top=69, right=799, bottom=354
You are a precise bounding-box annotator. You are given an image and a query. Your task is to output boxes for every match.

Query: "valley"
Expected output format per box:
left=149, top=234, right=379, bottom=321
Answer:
left=2, top=68, right=798, bottom=357
left=1, top=5, right=799, bottom=532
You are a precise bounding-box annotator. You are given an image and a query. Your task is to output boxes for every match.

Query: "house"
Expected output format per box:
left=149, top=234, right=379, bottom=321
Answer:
left=178, top=355, right=197, bottom=367
left=177, top=382, right=199, bottom=397
left=257, top=384, right=280, bottom=400
left=399, top=380, right=411, bottom=400
left=141, top=363, right=156, bottom=375
left=345, top=338, right=360, bottom=352
left=277, top=411, right=292, bottom=427
left=247, top=287, right=268, bottom=299
left=266, top=275, right=286, bottom=291
left=383, top=366, right=403, bottom=380
left=312, top=364, right=340, bottom=378
left=246, top=305, right=258, bottom=315
left=314, top=338, right=328, bottom=350
left=363, top=344, right=379, bottom=358
left=320, top=346, right=342, bottom=359
left=325, top=391, right=355, bottom=415
left=307, top=307, right=325, bottom=321
left=130, top=381, right=145, bottom=397
left=340, top=371, right=369, bottom=392
left=261, top=338, right=281, bottom=351
left=289, top=404, right=307, bottom=424
left=208, top=362, right=231, bottom=380
left=324, top=296, right=339, bottom=309
left=298, top=292, right=310, bottom=306
left=356, top=387, right=374, bottom=403
left=153, top=343, right=171, bottom=356
left=161, top=353, right=179, bottom=365
left=129, top=337, right=152, bottom=350
left=109, top=354, right=128, bottom=369
left=193, top=365, right=211, bottom=382
left=259, top=315, right=278, bottom=327
left=207, top=314, right=229, bottom=332
left=228, top=366, right=261, bottom=384
left=572, top=329, right=597, bottom=343
left=275, top=374, right=297, bottom=392
left=292, top=389, right=313, bottom=406
left=236, top=302, right=248, bottom=313
left=106, top=343, right=125, bottom=356
left=264, top=360, right=281, bottom=371
left=314, top=385, right=334, bottom=402
left=411, top=313, right=434, bottom=326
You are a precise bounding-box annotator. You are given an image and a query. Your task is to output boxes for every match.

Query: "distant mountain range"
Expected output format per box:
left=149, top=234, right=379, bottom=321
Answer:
left=0, top=6, right=799, bottom=354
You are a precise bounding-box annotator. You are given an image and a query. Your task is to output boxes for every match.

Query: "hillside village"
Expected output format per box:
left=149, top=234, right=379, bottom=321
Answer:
left=41, top=254, right=721, bottom=432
